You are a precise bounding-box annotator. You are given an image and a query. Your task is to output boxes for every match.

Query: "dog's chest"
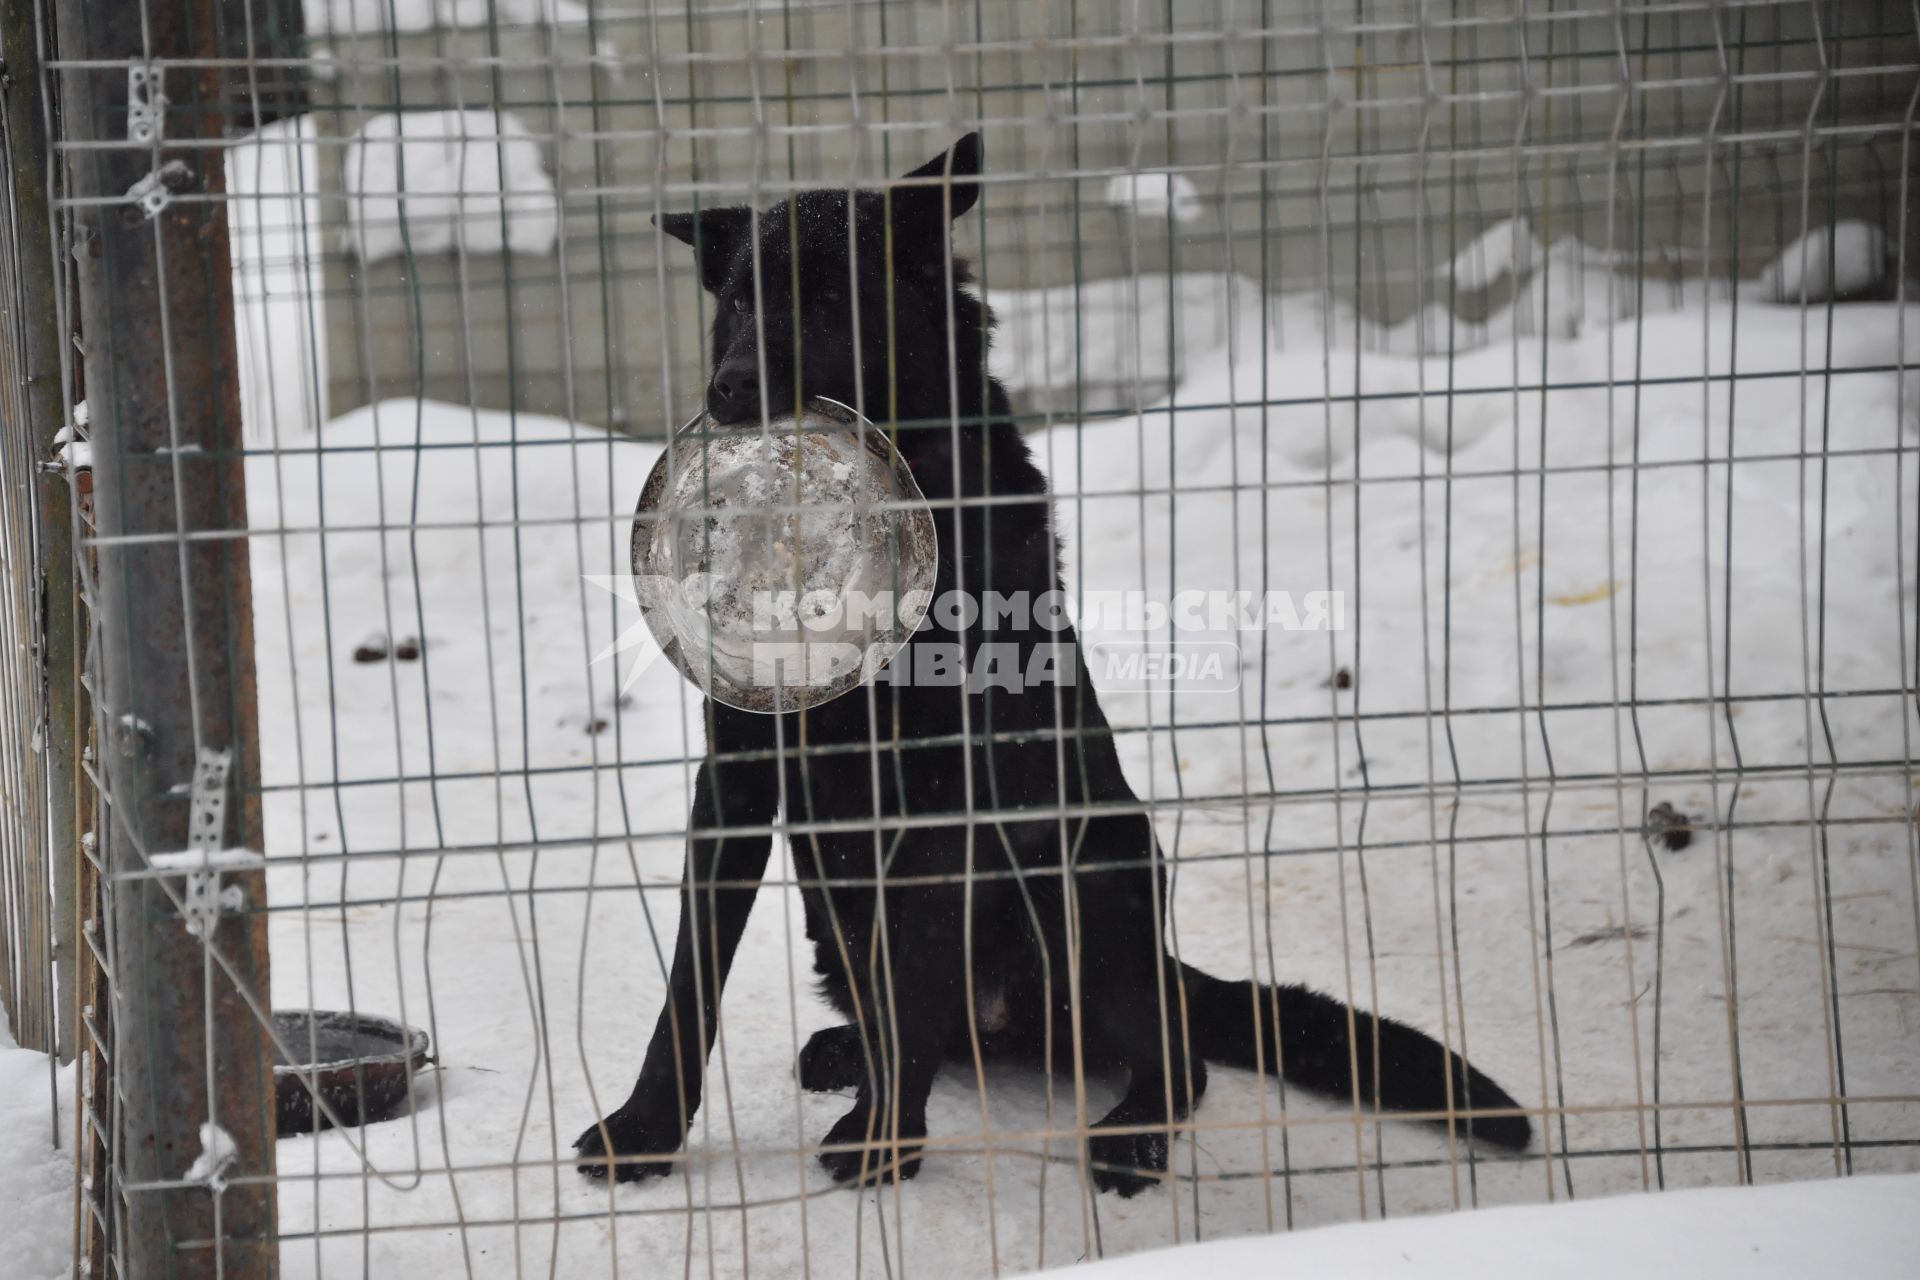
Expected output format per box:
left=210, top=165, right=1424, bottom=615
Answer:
left=971, top=983, right=1011, bottom=1033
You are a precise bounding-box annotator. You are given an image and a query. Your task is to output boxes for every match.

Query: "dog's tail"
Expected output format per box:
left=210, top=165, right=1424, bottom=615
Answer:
left=1179, top=962, right=1532, bottom=1150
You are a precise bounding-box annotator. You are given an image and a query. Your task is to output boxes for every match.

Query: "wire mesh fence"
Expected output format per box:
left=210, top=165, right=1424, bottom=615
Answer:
left=1, top=0, right=1917, bottom=1277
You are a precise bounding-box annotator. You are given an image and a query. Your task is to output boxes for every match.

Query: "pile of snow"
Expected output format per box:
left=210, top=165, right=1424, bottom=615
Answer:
left=306, top=0, right=589, bottom=35
left=1041, top=297, right=1919, bottom=785
left=1038, top=1174, right=1920, bottom=1279
left=989, top=273, right=1278, bottom=415
left=1756, top=220, right=1892, bottom=304
left=1436, top=215, right=1893, bottom=337
left=1104, top=172, right=1204, bottom=224
left=996, top=216, right=1905, bottom=415
left=229, top=115, right=329, bottom=442
left=1440, top=216, right=1557, bottom=288
left=1429, top=219, right=1641, bottom=343
left=0, top=1026, right=74, bottom=1280
left=1437, top=214, right=1896, bottom=306
left=342, top=110, right=559, bottom=264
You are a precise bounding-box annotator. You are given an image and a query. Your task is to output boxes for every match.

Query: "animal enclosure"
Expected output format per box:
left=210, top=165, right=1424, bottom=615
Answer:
left=1, top=1, right=1917, bottom=1278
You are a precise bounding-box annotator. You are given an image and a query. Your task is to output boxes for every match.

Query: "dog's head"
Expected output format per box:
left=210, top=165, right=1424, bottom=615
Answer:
left=656, top=134, right=991, bottom=460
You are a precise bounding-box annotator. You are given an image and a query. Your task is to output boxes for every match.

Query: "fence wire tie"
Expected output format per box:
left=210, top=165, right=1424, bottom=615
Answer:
left=124, top=160, right=193, bottom=220
left=158, top=747, right=251, bottom=939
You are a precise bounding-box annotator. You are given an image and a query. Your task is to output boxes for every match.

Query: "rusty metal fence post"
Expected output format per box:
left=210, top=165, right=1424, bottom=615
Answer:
left=49, top=0, right=279, bottom=1273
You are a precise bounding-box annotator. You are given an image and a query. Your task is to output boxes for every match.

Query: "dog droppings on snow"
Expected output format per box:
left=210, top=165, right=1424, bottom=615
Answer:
left=349, top=633, right=423, bottom=663
left=1646, top=801, right=1695, bottom=852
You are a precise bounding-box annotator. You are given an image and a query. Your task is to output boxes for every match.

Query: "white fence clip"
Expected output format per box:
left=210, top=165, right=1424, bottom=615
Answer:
left=178, top=748, right=242, bottom=938
left=127, top=63, right=165, bottom=144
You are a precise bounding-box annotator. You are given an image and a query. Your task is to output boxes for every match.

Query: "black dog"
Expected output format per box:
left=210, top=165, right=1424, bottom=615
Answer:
left=576, top=135, right=1532, bottom=1196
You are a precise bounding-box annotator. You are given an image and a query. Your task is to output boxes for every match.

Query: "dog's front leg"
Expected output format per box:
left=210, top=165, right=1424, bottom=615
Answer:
left=576, top=733, right=777, bottom=1182
left=816, top=880, right=968, bottom=1185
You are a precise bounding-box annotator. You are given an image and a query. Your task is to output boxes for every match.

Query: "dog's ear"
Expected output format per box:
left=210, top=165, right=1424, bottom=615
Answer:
left=654, top=207, right=751, bottom=291
left=894, top=133, right=982, bottom=225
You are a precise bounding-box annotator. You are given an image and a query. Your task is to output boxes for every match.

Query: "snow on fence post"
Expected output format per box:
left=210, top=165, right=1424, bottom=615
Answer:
left=49, top=0, right=279, bottom=1274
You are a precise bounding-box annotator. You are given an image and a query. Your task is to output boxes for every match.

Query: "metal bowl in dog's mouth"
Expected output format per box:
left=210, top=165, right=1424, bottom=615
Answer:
left=631, top=397, right=938, bottom=713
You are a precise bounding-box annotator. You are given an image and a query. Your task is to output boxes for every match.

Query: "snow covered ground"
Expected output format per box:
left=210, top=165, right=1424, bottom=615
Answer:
left=1041, top=1172, right=1920, bottom=1280
left=0, top=1027, right=76, bottom=1280
left=234, top=263, right=1919, bottom=1277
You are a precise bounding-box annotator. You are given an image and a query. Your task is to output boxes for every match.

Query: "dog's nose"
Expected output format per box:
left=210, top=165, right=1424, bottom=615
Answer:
left=707, top=359, right=761, bottom=423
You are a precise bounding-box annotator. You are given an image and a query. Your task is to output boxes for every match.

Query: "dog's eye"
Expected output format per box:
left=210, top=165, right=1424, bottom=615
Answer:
left=731, top=295, right=750, bottom=316
left=818, top=285, right=845, bottom=306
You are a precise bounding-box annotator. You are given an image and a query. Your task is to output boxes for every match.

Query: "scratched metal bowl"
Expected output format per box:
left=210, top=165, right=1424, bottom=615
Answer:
left=631, top=397, right=937, bottom=713
left=271, top=1009, right=432, bottom=1134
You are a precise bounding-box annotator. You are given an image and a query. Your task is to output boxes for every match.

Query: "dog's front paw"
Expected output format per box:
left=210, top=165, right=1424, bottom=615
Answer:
left=817, top=1100, right=925, bottom=1185
left=1087, top=1128, right=1169, bottom=1198
left=796, top=1024, right=867, bottom=1093
left=574, top=1107, right=682, bottom=1184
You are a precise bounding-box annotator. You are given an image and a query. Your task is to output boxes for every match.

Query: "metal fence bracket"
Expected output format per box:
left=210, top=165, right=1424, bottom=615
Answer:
left=178, top=748, right=239, bottom=937
left=126, top=63, right=164, bottom=144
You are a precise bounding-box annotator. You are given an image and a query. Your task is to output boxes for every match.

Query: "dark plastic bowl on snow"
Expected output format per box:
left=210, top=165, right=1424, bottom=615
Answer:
left=271, top=1009, right=432, bottom=1134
